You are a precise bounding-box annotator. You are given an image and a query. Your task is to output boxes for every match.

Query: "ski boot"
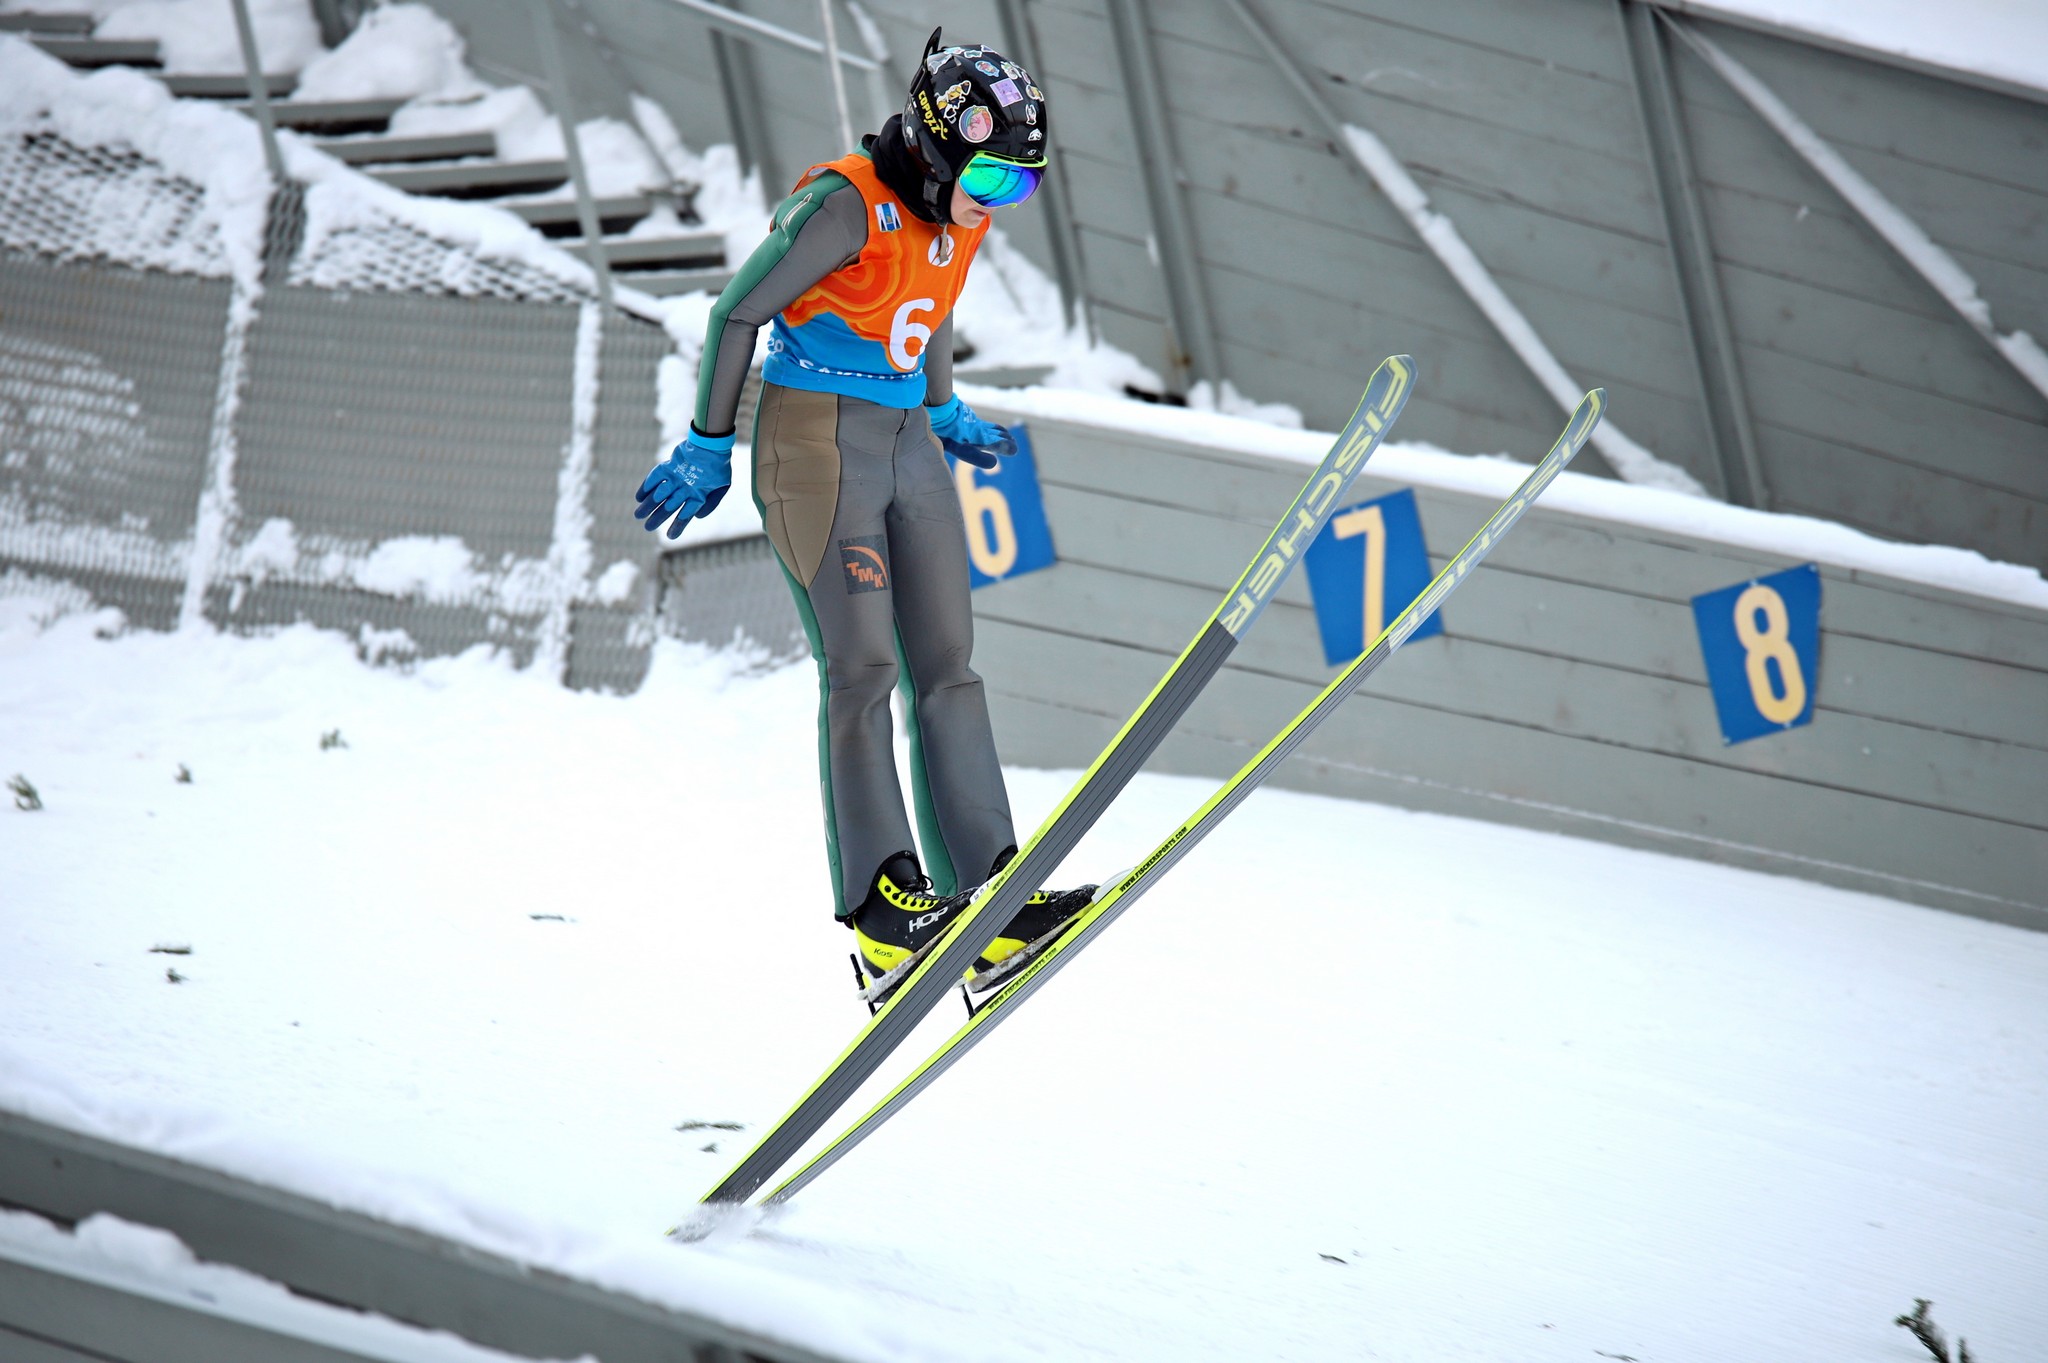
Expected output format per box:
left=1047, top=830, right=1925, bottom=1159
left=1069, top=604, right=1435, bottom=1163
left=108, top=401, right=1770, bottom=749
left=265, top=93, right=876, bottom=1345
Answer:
left=964, top=845, right=1096, bottom=997
left=848, top=851, right=1095, bottom=1007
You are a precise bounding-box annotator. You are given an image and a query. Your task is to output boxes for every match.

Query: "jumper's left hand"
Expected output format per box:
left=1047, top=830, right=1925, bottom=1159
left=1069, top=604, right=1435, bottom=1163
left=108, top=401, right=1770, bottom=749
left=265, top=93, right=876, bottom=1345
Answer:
left=927, top=395, right=1016, bottom=470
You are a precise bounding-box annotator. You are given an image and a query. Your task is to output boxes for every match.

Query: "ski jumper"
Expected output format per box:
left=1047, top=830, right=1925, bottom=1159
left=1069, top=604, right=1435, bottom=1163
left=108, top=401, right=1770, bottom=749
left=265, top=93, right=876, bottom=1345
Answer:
left=694, top=146, right=1015, bottom=916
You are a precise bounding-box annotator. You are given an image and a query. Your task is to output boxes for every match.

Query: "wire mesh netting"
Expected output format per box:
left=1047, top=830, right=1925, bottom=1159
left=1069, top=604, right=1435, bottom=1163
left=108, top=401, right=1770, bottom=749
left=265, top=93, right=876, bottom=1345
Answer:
left=0, top=130, right=227, bottom=277
left=288, top=186, right=591, bottom=306
left=655, top=534, right=806, bottom=667
left=0, top=107, right=800, bottom=690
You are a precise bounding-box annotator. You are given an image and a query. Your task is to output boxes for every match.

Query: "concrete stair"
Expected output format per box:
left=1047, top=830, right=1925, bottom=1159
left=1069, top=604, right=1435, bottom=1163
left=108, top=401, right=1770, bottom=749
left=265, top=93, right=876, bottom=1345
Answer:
left=589, top=232, right=725, bottom=270
left=0, top=12, right=93, bottom=32
left=506, top=195, right=655, bottom=237
left=166, top=71, right=296, bottom=98
left=254, top=97, right=408, bottom=134
left=29, top=34, right=159, bottom=66
left=368, top=158, right=571, bottom=198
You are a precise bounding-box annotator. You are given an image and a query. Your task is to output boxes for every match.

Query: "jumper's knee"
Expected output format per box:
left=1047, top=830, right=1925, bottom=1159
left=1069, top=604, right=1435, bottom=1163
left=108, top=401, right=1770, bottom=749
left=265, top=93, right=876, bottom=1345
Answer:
left=830, top=654, right=899, bottom=708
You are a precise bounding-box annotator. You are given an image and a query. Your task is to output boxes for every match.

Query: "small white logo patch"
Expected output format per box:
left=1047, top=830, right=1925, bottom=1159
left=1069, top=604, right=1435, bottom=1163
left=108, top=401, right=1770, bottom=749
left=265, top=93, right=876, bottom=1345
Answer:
left=876, top=202, right=901, bottom=233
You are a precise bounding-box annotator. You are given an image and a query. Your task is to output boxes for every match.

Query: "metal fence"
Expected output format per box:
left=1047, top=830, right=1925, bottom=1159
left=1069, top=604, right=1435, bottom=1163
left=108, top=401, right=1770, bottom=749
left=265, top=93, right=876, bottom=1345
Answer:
left=1, top=115, right=669, bottom=691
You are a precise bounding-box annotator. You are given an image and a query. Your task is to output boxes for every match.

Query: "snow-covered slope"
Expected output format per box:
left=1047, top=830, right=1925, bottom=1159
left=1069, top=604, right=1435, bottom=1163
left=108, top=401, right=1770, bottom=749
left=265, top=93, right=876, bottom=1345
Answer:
left=2, top=594, right=2042, bottom=1362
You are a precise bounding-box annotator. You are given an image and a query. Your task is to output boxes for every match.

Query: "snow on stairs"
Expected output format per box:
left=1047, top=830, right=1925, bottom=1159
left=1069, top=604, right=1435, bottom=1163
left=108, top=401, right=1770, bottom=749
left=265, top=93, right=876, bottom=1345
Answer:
left=10, top=8, right=158, bottom=67
left=14, top=8, right=736, bottom=302
left=575, top=231, right=730, bottom=297
left=26, top=34, right=159, bottom=66
left=367, top=157, right=574, bottom=199
left=493, top=196, right=730, bottom=296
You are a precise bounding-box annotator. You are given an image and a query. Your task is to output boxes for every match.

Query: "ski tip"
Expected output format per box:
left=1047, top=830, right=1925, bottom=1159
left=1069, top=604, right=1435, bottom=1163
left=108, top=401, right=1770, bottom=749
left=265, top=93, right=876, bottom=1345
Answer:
left=1569, top=389, right=1608, bottom=440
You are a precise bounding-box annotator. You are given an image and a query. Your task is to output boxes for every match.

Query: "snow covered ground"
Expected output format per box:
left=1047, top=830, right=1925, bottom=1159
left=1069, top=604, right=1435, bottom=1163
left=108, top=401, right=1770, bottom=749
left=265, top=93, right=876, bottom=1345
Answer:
left=2, top=594, right=2044, bottom=1362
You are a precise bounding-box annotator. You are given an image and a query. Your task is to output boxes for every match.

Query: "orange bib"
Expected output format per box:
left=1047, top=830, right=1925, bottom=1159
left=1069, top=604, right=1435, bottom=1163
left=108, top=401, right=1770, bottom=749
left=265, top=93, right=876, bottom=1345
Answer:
left=778, top=152, right=987, bottom=375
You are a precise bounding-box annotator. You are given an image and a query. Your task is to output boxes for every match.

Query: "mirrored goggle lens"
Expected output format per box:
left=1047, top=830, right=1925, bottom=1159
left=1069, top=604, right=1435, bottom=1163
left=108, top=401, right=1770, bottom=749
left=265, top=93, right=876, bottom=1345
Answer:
left=959, top=155, right=1042, bottom=208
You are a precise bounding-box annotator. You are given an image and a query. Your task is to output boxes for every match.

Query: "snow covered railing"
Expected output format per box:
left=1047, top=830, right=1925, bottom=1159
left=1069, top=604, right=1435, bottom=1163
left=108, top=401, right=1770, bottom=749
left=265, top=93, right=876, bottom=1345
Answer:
left=0, top=1107, right=850, bottom=1363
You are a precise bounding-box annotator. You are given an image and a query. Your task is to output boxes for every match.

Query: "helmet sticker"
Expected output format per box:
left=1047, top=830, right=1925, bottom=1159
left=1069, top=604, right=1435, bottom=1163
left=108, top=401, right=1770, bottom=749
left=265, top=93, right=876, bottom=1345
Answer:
left=1023, top=101, right=1037, bottom=125
left=960, top=105, right=994, bottom=143
left=1026, top=84, right=1044, bottom=101
left=975, top=59, right=999, bottom=76
left=916, top=91, right=947, bottom=141
left=936, top=81, right=972, bottom=121
left=1027, top=128, right=1042, bottom=140
left=924, top=52, right=949, bottom=74
left=991, top=77, right=1023, bottom=106
left=1001, top=61, right=1023, bottom=79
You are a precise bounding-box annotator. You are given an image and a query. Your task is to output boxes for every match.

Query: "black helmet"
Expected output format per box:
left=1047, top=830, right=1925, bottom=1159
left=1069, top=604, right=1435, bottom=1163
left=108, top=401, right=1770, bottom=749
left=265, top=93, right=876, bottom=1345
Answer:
left=902, top=28, right=1048, bottom=217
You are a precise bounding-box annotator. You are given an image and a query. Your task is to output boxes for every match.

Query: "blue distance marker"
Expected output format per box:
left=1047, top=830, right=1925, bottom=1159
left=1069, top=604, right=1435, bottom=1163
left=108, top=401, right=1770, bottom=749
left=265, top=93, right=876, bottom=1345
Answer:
left=947, top=424, right=1057, bottom=589
left=1691, top=562, right=1822, bottom=745
left=1302, top=487, right=1442, bottom=666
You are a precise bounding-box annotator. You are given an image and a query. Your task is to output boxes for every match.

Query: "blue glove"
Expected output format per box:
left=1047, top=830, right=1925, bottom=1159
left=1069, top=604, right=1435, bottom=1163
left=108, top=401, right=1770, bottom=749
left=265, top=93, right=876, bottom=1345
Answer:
left=926, top=395, right=1016, bottom=471
left=636, top=427, right=734, bottom=538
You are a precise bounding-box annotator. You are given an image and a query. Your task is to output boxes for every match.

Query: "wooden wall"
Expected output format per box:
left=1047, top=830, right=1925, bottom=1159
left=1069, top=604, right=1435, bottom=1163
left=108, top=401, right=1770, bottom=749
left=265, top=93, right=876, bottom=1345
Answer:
left=462, top=0, right=2047, bottom=571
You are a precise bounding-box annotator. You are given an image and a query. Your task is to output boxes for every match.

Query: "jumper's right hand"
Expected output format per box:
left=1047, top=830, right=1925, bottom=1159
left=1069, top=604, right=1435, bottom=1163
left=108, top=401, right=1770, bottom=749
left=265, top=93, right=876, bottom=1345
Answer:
left=636, top=427, right=735, bottom=538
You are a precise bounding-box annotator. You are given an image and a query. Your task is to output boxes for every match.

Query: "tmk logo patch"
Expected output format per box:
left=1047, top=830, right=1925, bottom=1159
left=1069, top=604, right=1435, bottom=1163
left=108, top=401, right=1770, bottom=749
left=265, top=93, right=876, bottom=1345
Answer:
left=875, top=201, right=901, bottom=233
left=839, top=535, right=891, bottom=593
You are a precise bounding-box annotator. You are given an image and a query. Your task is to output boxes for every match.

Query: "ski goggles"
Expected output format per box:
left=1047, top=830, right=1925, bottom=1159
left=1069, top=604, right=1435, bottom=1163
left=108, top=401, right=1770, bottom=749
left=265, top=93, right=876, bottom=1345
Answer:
left=958, top=151, right=1045, bottom=208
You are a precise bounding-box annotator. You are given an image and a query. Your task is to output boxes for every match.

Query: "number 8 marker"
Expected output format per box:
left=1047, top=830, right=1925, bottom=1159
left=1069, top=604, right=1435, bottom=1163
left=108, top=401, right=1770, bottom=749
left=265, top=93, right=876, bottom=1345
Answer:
left=1732, top=583, right=1807, bottom=725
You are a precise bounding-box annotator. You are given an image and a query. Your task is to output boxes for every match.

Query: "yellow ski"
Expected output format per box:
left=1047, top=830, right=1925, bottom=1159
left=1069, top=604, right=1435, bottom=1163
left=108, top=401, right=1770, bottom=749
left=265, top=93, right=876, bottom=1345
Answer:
left=760, top=388, right=1607, bottom=1206
left=691, top=357, right=1418, bottom=1211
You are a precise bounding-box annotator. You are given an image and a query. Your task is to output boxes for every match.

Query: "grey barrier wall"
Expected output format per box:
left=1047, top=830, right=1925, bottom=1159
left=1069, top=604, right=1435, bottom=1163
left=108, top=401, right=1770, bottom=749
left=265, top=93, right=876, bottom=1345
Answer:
left=427, top=0, right=2048, bottom=574
left=645, top=400, right=2048, bottom=929
left=955, top=402, right=2048, bottom=929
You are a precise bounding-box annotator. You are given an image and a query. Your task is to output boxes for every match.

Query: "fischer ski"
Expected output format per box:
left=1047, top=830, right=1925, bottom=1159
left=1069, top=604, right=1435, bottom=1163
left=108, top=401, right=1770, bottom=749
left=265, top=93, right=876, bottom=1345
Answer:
left=757, top=388, right=1608, bottom=1207
left=689, top=356, right=1417, bottom=1212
